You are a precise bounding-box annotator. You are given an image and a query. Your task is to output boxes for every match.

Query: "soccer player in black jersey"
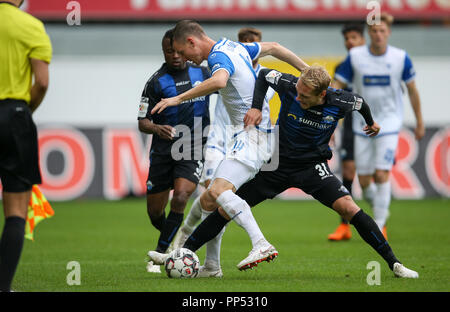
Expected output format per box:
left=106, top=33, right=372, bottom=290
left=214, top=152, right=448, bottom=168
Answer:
left=137, top=29, right=211, bottom=273
left=328, top=22, right=366, bottom=241
left=180, top=66, right=418, bottom=278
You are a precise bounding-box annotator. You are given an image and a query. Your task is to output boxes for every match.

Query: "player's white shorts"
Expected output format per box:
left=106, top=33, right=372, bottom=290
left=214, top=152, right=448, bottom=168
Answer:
left=355, top=133, right=399, bottom=175
left=212, top=126, right=275, bottom=190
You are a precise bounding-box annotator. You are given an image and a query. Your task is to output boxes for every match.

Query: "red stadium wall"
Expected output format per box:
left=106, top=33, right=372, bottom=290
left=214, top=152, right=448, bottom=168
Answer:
left=26, top=0, right=450, bottom=20
left=1, top=126, right=448, bottom=200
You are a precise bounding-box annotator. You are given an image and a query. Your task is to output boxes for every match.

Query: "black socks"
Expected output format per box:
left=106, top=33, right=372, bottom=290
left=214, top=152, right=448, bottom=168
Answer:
left=350, top=210, right=399, bottom=270
left=156, top=211, right=184, bottom=253
left=150, top=212, right=166, bottom=232
left=0, top=216, right=26, bottom=292
left=183, top=209, right=229, bottom=252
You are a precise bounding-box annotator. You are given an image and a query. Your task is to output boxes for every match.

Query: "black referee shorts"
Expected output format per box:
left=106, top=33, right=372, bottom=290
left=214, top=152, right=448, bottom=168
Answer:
left=0, top=99, right=41, bottom=192
left=146, top=153, right=204, bottom=195
left=340, top=113, right=354, bottom=162
left=236, top=161, right=350, bottom=209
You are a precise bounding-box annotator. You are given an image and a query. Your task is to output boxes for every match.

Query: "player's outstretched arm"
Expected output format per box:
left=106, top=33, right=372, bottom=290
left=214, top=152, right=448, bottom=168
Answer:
left=259, top=42, right=309, bottom=73
left=406, top=80, right=425, bottom=140
left=355, top=98, right=380, bottom=137
left=151, top=70, right=229, bottom=114
left=29, top=58, right=49, bottom=113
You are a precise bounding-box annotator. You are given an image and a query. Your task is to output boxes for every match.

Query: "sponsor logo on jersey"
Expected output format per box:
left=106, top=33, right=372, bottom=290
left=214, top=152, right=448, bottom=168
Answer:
left=323, top=115, right=335, bottom=123
left=176, top=80, right=190, bottom=87
left=363, top=75, right=391, bottom=86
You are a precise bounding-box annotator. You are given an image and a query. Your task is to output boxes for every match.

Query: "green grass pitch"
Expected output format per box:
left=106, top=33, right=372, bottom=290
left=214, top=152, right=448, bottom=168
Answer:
left=3, top=197, right=449, bottom=292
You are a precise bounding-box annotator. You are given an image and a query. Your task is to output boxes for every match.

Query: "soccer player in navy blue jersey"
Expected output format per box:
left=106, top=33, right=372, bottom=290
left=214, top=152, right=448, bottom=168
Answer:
left=137, top=29, right=211, bottom=273
left=180, top=66, right=419, bottom=278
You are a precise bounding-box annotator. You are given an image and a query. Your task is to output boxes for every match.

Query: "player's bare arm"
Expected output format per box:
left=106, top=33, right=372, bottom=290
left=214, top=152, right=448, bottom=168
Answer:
left=151, top=69, right=229, bottom=114
left=331, top=79, right=347, bottom=90
left=259, top=42, right=309, bottom=73
left=29, top=58, right=49, bottom=113
left=138, top=119, right=175, bottom=140
left=406, top=80, right=425, bottom=140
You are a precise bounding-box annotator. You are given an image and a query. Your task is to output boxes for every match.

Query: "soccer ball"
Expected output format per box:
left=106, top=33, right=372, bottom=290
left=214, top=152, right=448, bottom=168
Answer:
left=164, top=248, right=200, bottom=278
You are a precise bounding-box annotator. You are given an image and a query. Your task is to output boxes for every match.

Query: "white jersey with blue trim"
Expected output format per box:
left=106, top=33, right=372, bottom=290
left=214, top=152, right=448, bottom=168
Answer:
left=335, top=45, right=415, bottom=135
left=208, top=38, right=272, bottom=130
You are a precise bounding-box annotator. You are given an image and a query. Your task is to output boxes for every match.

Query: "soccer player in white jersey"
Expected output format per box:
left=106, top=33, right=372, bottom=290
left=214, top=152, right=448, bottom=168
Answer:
left=334, top=13, right=425, bottom=236
left=148, top=20, right=308, bottom=271
left=171, top=27, right=275, bottom=277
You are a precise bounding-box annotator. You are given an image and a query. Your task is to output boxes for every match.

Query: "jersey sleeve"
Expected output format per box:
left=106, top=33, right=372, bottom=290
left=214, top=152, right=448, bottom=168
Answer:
left=208, top=51, right=235, bottom=76
left=334, top=54, right=353, bottom=85
left=28, top=22, right=52, bottom=64
left=252, top=68, right=296, bottom=110
left=241, top=42, right=261, bottom=60
left=137, top=77, right=161, bottom=120
left=402, top=53, right=416, bottom=84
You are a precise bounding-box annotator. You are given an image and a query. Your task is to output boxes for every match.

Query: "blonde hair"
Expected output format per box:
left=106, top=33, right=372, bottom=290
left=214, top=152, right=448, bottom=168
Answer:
left=238, top=27, right=262, bottom=42
left=300, top=66, right=331, bottom=95
left=368, top=12, right=394, bottom=28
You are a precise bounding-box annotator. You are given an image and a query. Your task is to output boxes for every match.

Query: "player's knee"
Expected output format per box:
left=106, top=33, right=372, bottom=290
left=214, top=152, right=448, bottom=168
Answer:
left=333, top=195, right=359, bottom=221
left=171, top=190, right=192, bottom=211
left=374, top=170, right=390, bottom=183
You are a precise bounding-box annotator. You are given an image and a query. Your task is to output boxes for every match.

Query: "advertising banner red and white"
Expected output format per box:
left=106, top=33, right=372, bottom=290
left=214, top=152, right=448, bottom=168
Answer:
left=26, top=0, right=450, bottom=21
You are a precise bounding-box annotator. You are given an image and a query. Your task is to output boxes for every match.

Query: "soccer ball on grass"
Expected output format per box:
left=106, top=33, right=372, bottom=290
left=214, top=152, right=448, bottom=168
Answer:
left=164, top=248, right=200, bottom=278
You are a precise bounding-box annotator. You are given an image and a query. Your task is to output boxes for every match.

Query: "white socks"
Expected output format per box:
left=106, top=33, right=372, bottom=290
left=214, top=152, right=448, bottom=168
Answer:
left=216, top=189, right=265, bottom=247
left=373, top=181, right=391, bottom=230
left=362, top=182, right=377, bottom=207
left=182, top=196, right=203, bottom=232
left=202, top=208, right=225, bottom=269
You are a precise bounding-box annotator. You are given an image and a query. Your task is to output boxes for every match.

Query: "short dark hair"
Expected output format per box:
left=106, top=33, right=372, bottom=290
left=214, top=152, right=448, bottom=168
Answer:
left=341, top=23, right=365, bottom=36
left=238, top=27, right=262, bottom=42
left=173, top=20, right=206, bottom=43
left=162, top=28, right=174, bottom=47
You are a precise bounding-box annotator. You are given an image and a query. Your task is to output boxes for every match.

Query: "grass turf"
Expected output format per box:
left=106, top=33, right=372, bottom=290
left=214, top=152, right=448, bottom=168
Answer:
left=3, top=197, right=449, bottom=292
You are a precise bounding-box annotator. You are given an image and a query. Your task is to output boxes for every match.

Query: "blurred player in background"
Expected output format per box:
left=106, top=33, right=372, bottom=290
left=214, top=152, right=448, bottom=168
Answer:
left=333, top=13, right=425, bottom=238
left=148, top=20, right=309, bottom=271
left=138, top=29, right=211, bottom=273
left=172, top=27, right=275, bottom=277
left=180, top=65, right=419, bottom=278
left=328, top=22, right=366, bottom=241
left=0, top=0, right=52, bottom=291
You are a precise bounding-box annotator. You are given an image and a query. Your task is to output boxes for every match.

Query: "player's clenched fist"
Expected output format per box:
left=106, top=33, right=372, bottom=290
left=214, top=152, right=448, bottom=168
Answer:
left=244, top=108, right=262, bottom=128
left=363, top=122, right=380, bottom=137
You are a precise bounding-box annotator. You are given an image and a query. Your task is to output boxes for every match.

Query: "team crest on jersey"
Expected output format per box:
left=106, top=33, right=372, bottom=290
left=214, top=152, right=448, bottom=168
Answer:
left=323, top=115, right=335, bottom=123
left=265, top=70, right=282, bottom=85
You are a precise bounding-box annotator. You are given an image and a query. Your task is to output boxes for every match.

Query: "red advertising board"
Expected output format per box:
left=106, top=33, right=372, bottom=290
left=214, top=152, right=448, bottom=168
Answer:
left=27, top=0, right=450, bottom=20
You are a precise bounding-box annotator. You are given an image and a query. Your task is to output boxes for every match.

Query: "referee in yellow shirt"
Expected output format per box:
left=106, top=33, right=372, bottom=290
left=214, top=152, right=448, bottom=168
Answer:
left=0, top=0, right=52, bottom=292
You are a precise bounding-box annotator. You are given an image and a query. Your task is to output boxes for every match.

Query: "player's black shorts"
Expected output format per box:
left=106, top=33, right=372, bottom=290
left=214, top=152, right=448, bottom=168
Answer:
left=340, top=113, right=354, bottom=162
left=236, top=160, right=350, bottom=209
left=0, top=99, right=41, bottom=192
left=146, top=153, right=204, bottom=194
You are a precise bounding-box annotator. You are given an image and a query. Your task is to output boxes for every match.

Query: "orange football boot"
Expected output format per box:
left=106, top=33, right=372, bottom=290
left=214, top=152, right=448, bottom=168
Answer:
left=328, top=223, right=352, bottom=241
left=382, top=226, right=388, bottom=241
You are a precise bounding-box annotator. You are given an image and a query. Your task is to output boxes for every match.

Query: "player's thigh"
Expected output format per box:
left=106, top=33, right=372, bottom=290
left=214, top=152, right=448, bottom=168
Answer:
left=375, top=134, right=399, bottom=172
left=236, top=169, right=289, bottom=207
left=354, top=135, right=375, bottom=175
left=294, top=162, right=351, bottom=209
left=212, top=158, right=259, bottom=191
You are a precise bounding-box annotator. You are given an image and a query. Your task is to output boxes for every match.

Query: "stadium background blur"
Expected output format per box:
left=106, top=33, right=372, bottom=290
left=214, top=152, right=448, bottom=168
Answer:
left=3, top=0, right=449, bottom=201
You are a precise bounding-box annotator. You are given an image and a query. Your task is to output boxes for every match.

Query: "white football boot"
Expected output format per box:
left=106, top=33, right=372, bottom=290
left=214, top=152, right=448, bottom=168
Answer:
left=146, top=260, right=161, bottom=273
left=237, top=239, right=278, bottom=271
left=393, top=262, right=419, bottom=278
left=172, top=225, right=193, bottom=250
left=148, top=250, right=169, bottom=265
left=197, top=260, right=223, bottom=278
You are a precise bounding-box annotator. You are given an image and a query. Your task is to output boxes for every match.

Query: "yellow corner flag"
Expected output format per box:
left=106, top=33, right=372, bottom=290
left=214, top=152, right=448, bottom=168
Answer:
left=25, top=185, right=54, bottom=241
